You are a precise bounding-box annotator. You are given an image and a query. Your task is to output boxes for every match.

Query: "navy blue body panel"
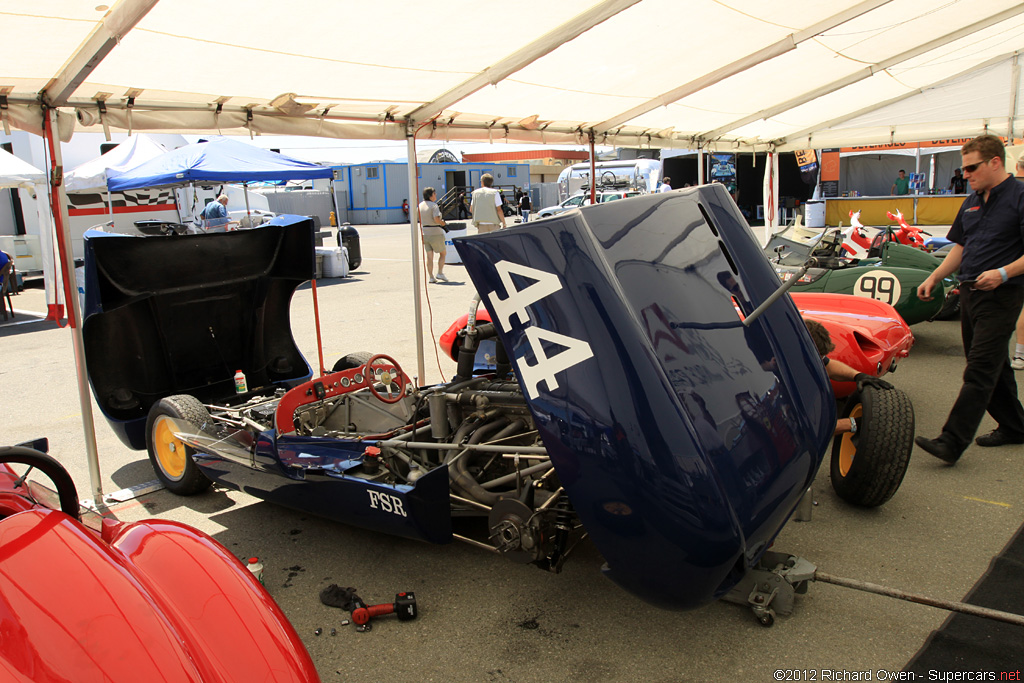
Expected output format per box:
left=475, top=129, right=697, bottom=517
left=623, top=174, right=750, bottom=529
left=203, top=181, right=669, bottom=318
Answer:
left=196, top=431, right=453, bottom=544
left=455, top=185, right=834, bottom=609
left=82, top=216, right=315, bottom=450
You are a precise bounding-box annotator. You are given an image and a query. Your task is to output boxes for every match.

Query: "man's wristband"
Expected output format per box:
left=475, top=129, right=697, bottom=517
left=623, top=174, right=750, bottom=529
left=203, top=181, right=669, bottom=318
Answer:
left=998, top=267, right=1009, bottom=283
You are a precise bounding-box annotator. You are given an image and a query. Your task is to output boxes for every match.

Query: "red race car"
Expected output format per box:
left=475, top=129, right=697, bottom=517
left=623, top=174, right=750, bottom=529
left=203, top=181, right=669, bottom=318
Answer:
left=0, top=441, right=320, bottom=683
left=789, top=292, right=914, bottom=398
left=442, top=291, right=913, bottom=401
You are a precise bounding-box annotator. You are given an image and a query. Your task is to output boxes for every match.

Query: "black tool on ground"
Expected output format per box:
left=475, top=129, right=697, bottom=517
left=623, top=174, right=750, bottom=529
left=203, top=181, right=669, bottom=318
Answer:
left=351, top=592, right=417, bottom=626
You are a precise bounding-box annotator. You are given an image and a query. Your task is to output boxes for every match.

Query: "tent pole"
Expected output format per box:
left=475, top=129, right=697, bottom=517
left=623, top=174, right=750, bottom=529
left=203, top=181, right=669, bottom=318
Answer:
left=698, top=146, right=705, bottom=185
left=406, top=126, right=426, bottom=384
left=329, top=177, right=342, bottom=227
left=243, top=182, right=251, bottom=228
left=105, top=189, right=114, bottom=225
left=44, top=107, right=104, bottom=503
left=914, top=147, right=921, bottom=224
left=589, top=133, right=596, bottom=204
left=1009, top=53, right=1020, bottom=140
left=35, top=184, right=60, bottom=320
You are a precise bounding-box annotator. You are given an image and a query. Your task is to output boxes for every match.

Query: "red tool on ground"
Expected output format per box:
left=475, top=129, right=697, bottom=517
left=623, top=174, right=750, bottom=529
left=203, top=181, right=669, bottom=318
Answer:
left=351, top=592, right=417, bottom=626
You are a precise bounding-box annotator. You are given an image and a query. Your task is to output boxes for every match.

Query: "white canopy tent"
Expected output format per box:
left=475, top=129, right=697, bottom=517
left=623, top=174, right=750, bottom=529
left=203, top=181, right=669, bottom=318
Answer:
left=64, top=133, right=169, bottom=193
left=5, top=0, right=1024, bottom=501
left=0, top=147, right=61, bottom=318
left=3, top=0, right=1024, bottom=150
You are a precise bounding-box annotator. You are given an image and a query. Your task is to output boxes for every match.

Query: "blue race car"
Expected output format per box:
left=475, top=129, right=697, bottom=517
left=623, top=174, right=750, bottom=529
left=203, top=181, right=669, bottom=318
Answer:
left=83, top=188, right=834, bottom=615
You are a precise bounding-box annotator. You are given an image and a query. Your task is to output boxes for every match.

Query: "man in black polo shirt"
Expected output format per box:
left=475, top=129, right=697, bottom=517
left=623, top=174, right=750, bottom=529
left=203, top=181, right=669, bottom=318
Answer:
left=915, top=135, right=1024, bottom=465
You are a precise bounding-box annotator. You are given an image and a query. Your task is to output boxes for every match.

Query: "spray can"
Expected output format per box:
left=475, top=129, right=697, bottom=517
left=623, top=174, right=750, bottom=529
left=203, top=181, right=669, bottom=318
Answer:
left=234, top=370, right=247, bottom=394
left=246, top=557, right=264, bottom=584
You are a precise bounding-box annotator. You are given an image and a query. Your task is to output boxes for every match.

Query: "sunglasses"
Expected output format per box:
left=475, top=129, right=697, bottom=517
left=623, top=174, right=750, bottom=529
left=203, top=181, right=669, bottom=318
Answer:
left=961, top=158, right=992, bottom=174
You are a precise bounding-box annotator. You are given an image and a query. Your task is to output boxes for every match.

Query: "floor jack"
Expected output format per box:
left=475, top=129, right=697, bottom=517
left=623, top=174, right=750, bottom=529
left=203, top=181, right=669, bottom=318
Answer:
left=723, top=488, right=1024, bottom=628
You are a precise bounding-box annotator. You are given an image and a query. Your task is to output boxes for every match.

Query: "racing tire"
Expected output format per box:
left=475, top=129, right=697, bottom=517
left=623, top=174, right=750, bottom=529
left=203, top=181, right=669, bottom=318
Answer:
left=146, top=394, right=214, bottom=496
left=332, top=351, right=373, bottom=373
left=830, top=386, right=914, bottom=507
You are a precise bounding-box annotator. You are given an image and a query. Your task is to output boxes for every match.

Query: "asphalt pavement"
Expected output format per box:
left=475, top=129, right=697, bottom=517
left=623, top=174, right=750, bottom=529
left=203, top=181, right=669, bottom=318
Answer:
left=2, top=221, right=1022, bottom=683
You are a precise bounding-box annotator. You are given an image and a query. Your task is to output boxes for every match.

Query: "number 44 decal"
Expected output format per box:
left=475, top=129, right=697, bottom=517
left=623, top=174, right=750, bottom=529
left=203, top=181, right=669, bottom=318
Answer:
left=488, top=261, right=594, bottom=400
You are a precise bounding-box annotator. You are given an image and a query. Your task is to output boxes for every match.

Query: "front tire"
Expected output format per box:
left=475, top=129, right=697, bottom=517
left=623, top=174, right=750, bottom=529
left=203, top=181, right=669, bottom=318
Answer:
left=146, top=394, right=213, bottom=495
left=830, top=386, right=914, bottom=507
left=332, top=351, right=373, bottom=373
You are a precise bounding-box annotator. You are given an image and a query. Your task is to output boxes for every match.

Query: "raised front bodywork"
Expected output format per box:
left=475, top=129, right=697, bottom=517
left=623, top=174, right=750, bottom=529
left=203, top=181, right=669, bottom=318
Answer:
left=454, top=185, right=836, bottom=608
left=82, top=216, right=315, bottom=449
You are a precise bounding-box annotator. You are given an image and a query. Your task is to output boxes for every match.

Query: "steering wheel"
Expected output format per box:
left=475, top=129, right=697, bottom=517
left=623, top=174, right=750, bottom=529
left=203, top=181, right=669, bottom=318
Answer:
left=0, top=446, right=80, bottom=519
left=363, top=354, right=410, bottom=404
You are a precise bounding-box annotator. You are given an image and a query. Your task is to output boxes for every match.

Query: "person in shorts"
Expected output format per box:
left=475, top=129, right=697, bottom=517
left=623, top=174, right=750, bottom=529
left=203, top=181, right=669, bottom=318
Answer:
left=419, top=187, right=448, bottom=283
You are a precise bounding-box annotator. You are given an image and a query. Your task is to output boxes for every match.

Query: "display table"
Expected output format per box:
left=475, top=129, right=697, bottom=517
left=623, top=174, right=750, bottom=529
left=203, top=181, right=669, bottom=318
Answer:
left=824, top=195, right=967, bottom=226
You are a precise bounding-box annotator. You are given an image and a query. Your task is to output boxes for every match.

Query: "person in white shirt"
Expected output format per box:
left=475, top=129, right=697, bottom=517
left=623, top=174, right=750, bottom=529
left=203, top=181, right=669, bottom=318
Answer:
left=658, top=176, right=672, bottom=193
left=470, top=174, right=506, bottom=233
left=418, top=187, right=448, bottom=283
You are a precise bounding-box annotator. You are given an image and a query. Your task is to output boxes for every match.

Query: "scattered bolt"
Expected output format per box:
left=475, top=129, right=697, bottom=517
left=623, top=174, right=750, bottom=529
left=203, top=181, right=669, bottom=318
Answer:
left=356, top=623, right=372, bottom=633
left=341, top=619, right=350, bottom=626
left=314, top=628, right=323, bottom=636
left=330, top=628, right=337, bottom=636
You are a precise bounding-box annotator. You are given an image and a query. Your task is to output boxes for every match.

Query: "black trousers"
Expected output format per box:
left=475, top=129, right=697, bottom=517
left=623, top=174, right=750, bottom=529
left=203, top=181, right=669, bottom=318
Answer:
left=942, top=284, right=1024, bottom=451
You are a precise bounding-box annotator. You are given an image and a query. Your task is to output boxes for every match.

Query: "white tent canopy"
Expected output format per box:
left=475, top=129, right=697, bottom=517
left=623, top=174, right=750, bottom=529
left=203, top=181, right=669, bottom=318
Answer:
left=0, top=147, right=61, bottom=315
left=2, top=0, right=1024, bottom=151
left=64, top=133, right=169, bottom=193
left=0, top=146, right=46, bottom=188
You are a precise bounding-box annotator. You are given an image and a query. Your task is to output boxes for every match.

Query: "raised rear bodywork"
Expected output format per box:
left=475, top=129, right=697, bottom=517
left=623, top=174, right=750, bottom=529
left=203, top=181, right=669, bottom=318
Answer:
left=455, top=185, right=835, bottom=606
left=82, top=216, right=315, bottom=449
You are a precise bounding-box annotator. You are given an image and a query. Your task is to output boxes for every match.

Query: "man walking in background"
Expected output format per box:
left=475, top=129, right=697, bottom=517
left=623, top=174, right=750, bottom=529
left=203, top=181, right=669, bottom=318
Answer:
left=470, top=174, right=505, bottom=233
left=418, top=187, right=448, bottom=284
left=915, top=135, right=1024, bottom=465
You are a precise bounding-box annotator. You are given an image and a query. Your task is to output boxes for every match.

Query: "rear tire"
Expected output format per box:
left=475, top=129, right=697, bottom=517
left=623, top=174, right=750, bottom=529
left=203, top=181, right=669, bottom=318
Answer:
left=146, top=394, right=213, bottom=495
left=332, top=351, right=373, bottom=373
left=830, top=386, right=914, bottom=507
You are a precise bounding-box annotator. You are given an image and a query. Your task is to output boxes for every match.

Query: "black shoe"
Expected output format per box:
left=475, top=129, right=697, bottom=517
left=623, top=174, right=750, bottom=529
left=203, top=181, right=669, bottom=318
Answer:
left=915, top=435, right=961, bottom=464
left=974, top=429, right=1024, bottom=447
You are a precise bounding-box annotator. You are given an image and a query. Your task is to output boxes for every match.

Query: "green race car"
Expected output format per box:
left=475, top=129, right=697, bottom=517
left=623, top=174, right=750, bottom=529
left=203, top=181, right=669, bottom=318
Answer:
left=766, top=226, right=959, bottom=325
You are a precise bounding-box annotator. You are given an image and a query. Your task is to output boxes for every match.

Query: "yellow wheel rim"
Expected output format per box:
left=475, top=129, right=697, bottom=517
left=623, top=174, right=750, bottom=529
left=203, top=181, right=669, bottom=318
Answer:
left=838, top=404, right=863, bottom=477
left=153, top=415, right=187, bottom=480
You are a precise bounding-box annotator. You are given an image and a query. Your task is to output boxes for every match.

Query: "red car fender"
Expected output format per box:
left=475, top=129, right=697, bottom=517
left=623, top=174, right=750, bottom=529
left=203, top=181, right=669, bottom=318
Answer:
left=792, top=292, right=914, bottom=398
left=439, top=309, right=494, bottom=361
left=109, top=520, right=319, bottom=682
left=0, top=463, right=320, bottom=683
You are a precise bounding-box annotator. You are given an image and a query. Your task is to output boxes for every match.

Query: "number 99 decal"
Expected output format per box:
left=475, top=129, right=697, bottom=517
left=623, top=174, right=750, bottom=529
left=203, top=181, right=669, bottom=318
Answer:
left=853, top=269, right=902, bottom=306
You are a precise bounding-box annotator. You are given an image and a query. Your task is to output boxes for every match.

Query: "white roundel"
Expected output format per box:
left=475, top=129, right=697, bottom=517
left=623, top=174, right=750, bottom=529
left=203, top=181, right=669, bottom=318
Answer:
left=853, top=270, right=902, bottom=306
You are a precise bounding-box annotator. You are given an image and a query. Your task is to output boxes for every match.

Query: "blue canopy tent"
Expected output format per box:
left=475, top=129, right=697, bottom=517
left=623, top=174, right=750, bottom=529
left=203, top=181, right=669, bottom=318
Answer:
left=107, top=137, right=333, bottom=189
left=107, top=137, right=336, bottom=227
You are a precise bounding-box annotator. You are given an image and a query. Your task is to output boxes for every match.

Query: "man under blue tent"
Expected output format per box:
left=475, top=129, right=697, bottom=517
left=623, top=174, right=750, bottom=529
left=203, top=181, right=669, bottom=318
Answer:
left=200, top=194, right=232, bottom=233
